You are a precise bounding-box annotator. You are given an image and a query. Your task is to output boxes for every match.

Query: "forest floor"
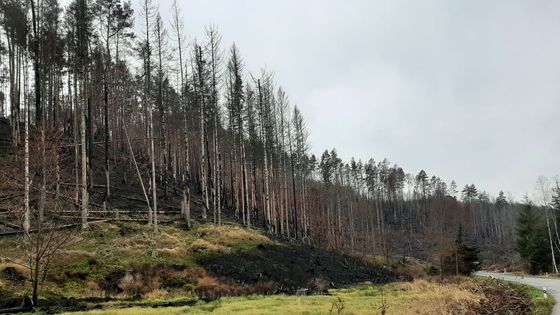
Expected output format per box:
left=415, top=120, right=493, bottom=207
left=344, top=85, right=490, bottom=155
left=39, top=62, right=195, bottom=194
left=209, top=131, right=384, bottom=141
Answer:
left=0, top=221, right=552, bottom=315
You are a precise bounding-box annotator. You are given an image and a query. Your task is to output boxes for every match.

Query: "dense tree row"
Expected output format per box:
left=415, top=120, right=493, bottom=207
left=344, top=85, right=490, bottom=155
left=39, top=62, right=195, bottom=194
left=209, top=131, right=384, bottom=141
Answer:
left=0, top=0, right=547, bottom=269
left=515, top=177, right=560, bottom=274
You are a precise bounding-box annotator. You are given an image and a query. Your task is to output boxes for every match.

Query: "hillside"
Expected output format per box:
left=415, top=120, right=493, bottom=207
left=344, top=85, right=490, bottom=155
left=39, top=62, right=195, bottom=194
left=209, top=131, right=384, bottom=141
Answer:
left=0, top=221, right=551, bottom=315
left=0, top=220, right=405, bottom=313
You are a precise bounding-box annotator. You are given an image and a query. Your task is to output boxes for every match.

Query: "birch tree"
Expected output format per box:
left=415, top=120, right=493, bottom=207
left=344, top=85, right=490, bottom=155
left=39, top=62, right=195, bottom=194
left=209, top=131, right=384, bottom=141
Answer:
left=536, top=176, right=558, bottom=274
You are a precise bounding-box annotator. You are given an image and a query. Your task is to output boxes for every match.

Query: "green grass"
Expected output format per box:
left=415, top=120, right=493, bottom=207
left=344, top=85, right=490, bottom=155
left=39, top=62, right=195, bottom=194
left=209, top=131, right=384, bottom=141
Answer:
left=61, top=280, right=556, bottom=315
left=61, top=285, right=398, bottom=315
left=524, top=284, right=555, bottom=315
left=504, top=282, right=555, bottom=315
left=0, top=222, right=275, bottom=308
left=93, top=296, right=198, bottom=308
left=44, top=222, right=275, bottom=287
left=62, top=281, right=482, bottom=315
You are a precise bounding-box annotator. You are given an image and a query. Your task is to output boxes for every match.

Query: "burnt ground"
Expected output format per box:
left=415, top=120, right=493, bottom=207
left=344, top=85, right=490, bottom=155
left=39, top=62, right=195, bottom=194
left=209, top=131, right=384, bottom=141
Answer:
left=199, top=242, right=411, bottom=293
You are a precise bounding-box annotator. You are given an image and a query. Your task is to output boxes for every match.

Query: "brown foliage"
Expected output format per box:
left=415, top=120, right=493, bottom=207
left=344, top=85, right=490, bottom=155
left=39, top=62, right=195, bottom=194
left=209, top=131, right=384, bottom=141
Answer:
left=112, top=264, right=278, bottom=300
left=194, top=275, right=277, bottom=301
left=470, top=280, right=532, bottom=315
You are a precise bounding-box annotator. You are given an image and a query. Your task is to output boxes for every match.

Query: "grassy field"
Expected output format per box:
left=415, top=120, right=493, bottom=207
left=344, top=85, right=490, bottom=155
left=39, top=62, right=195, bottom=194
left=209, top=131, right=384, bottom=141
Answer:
left=521, top=284, right=555, bottom=315
left=60, top=279, right=556, bottom=315
left=63, top=280, right=481, bottom=315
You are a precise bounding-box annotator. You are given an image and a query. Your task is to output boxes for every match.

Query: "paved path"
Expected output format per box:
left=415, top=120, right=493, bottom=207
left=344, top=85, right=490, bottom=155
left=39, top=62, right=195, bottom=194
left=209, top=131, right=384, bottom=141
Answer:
left=477, top=271, right=559, bottom=315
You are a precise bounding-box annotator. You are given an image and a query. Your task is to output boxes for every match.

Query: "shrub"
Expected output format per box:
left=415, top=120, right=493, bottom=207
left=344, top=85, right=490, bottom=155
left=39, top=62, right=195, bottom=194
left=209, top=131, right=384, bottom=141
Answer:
left=86, top=280, right=101, bottom=296
left=103, top=265, right=169, bottom=298
left=195, top=276, right=223, bottom=301
left=309, top=277, right=330, bottom=293
left=119, top=273, right=144, bottom=298
left=426, top=266, right=440, bottom=276
left=250, top=281, right=277, bottom=295
left=143, top=289, right=168, bottom=299
left=100, top=270, right=127, bottom=296
left=161, top=268, right=199, bottom=290
left=0, top=266, right=26, bottom=283
left=183, top=266, right=207, bottom=279
left=162, top=276, right=191, bottom=289
left=330, top=297, right=345, bottom=315
left=118, top=272, right=161, bottom=298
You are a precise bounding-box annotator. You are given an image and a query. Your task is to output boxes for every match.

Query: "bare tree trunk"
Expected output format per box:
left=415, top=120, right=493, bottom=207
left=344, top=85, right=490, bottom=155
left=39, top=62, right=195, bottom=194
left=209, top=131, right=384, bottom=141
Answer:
left=23, top=54, right=30, bottom=235
left=143, top=0, right=155, bottom=228
left=218, top=150, right=222, bottom=225
left=124, top=122, right=152, bottom=216
left=87, top=97, right=93, bottom=190
left=258, top=80, right=271, bottom=231
left=270, top=164, right=276, bottom=233
left=150, top=107, right=158, bottom=233
left=39, top=99, right=46, bottom=221
left=198, top=47, right=208, bottom=219
left=81, top=82, right=89, bottom=229
left=537, top=177, right=559, bottom=274
left=32, top=257, right=39, bottom=306
left=455, top=246, right=459, bottom=276
left=288, top=123, right=297, bottom=238
left=182, top=188, right=191, bottom=228
left=250, top=161, right=257, bottom=227
left=55, top=149, right=60, bottom=199
left=104, top=12, right=112, bottom=203
left=184, top=113, right=190, bottom=181
left=172, top=0, right=189, bottom=183
left=283, top=171, right=289, bottom=237
left=215, top=116, right=222, bottom=224
left=104, top=75, right=110, bottom=201
left=241, top=139, right=249, bottom=228
left=545, top=207, right=559, bottom=273
left=30, top=0, right=41, bottom=125
left=71, top=73, right=79, bottom=205
left=280, top=110, right=288, bottom=235
left=349, top=196, right=354, bottom=251
left=212, top=116, right=218, bottom=224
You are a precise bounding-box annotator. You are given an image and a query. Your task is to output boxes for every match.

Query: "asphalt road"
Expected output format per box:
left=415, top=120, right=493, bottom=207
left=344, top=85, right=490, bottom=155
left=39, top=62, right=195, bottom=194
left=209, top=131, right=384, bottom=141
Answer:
left=477, top=271, right=559, bottom=315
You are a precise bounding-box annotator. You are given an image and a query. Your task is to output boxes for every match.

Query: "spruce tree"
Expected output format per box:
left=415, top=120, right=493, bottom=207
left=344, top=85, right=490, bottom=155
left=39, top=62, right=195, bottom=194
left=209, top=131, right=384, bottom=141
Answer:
left=516, top=199, right=552, bottom=274
left=455, top=226, right=481, bottom=274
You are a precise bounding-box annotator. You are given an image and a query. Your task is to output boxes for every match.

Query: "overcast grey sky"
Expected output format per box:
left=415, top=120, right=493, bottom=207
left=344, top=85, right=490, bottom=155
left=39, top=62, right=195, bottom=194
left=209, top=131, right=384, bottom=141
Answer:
left=142, top=0, right=560, bottom=200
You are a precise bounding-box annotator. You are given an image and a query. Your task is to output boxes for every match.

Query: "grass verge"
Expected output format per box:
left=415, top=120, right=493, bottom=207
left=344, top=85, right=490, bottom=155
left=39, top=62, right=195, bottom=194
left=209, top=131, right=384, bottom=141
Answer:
left=524, top=284, right=555, bottom=315
left=62, top=279, right=484, bottom=315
